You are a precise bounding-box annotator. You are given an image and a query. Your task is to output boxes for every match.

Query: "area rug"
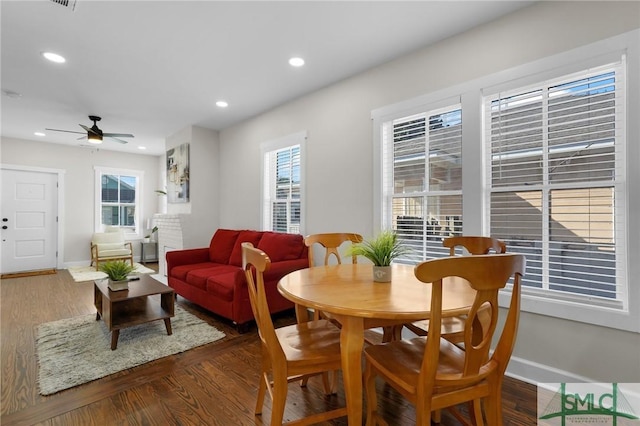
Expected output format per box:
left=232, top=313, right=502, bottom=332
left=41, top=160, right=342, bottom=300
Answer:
left=67, top=262, right=154, bottom=282
left=36, top=306, right=225, bottom=395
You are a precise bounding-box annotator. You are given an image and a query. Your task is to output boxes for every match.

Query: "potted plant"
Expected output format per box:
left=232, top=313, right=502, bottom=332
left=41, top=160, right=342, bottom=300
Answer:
left=144, top=226, right=158, bottom=243
left=345, top=230, right=410, bottom=282
left=100, top=260, right=136, bottom=291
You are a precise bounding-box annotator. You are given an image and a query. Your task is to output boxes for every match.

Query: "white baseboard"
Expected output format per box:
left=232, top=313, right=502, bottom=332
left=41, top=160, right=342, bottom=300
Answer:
left=505, top=355, right=594, bottom=385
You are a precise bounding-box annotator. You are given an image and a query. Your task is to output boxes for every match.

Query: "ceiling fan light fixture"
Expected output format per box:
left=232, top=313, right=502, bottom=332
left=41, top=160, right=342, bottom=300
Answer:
left=87, top=133, right=103, bottom=144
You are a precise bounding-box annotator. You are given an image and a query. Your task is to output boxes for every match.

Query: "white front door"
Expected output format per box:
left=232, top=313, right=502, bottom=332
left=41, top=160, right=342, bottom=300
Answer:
left=1, top=169, right=58, bottom=274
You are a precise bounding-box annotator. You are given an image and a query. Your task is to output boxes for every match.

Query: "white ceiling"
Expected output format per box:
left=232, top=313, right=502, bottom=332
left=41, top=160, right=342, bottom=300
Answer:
left=1, top=1, right=534, bottom=156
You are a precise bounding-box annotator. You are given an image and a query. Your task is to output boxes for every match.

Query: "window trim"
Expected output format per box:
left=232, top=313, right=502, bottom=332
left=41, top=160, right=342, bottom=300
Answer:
left=372, top=29, right=639, bottom=333
left=94, top=166, right=144, bottom=239
left=260, top=131, right=307, bottom=234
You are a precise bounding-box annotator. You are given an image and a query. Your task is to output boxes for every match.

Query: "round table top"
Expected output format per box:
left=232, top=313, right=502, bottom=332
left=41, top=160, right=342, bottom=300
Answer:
left=277, top=263, right=476, bottom=321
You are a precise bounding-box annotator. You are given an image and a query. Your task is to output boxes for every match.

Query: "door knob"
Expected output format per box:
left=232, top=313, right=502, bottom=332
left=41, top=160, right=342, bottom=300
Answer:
left=2, top=218, right=7, bottom=222
left=2, top=226, right=7, bottom=230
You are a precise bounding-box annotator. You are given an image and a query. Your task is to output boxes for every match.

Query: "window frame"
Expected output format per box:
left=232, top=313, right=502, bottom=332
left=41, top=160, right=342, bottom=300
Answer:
left=484, top=62, right=626, bottom=310
left=94, top=166, right=144, bottom=239
left=372, top=30, right=639, bottom=332
left=260, top=131, right=306, bottom=234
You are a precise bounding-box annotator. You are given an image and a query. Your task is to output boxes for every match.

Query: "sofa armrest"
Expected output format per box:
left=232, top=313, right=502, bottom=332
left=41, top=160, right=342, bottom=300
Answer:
left=166, top=248, right=210, bottom=274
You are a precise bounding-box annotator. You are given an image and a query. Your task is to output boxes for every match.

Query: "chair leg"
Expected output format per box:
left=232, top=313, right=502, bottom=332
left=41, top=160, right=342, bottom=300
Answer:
left=255, top=372, right=267, bottom=415
left=381, top=325, right=403, bottom=342
left=270, top=373, right=288, bottom=426
left=470, top=399, right=484, bottom=426
left=364, top=361, right=378, bottom=426
left=484, top=377, right=503, bottom=426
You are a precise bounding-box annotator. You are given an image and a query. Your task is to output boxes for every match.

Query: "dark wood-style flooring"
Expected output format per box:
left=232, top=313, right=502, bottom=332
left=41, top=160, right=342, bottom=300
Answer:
left=1, top=265, right=538, bottom=425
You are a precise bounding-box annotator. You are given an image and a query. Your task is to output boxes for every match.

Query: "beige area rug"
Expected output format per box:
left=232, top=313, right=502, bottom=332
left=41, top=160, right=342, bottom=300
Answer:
left=36, top=306, right=225, bottom=395
left=67, top=262, right=154, bottom=282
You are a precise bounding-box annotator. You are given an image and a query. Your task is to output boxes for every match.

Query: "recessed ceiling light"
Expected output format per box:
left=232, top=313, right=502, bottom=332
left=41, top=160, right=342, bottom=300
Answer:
left=34, top=132, right=45, bottom=137
left=216, top=100, right=228, bottom=108
left=42, top=51, right=66, bottom=63
left=289, top=57, right=305, bottom=67
left=138, top=146, right=147, bottom=150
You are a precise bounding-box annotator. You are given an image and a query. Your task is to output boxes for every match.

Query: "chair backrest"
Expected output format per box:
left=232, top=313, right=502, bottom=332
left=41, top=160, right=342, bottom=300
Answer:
left=304, top=233, right=363, bottom=266
left=442, top=236, right=506, bottom=256
left=91, top=230, right=126, bottom=248
left=413, top=253, right=525, bottom=390
left=242, top=243, right=284, bottom=362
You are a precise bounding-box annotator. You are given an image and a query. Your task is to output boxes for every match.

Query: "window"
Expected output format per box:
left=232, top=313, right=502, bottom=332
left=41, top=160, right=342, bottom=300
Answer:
left=381, top=104, right=462, bottom=263
left=485, top=61, right=626, bottom=310
left=94, top=167, right=144, bottom=236
left=373, top=30, right=638, bottom=331
left=261, top=132, right=306, bottom=234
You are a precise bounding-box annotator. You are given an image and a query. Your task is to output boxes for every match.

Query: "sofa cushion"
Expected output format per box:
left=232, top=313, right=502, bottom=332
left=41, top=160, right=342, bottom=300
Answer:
left=257, top=232, right=305, bottom=262
left=228, top=230, right=264, bottom=266
left=206, top=271, right=244, bottom=302
left=171, top=262, right=216, bottom=281
left=185, top=264, right=238, bottom=290
left=209, top=229, right=240, bottom=264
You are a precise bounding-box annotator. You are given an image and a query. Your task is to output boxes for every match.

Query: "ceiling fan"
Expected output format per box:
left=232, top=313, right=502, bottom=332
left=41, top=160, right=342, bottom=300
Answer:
left=46, top=115, right=134, bottom=144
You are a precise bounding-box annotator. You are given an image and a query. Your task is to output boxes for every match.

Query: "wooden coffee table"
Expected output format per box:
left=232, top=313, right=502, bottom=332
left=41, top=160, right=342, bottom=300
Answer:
left=94, top=274, right=175, bottom=350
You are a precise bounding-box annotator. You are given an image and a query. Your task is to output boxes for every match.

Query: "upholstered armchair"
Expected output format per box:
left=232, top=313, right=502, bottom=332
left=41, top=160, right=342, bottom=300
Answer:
left=90, top=229, right=134, bottom=271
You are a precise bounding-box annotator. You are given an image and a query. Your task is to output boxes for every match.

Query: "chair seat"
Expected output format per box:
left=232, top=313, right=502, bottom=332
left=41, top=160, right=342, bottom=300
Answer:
left=277, top=319, right=343, bottom=367
left=364, top=337, right=471, bottom=396
left=405, top=316, right=466, bottom=338
left=97, top=248, right=132, bottom=257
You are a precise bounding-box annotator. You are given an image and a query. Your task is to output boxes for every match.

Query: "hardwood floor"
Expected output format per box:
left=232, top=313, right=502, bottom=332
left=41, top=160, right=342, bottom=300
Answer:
left=1, top=266, right=539, bottom=425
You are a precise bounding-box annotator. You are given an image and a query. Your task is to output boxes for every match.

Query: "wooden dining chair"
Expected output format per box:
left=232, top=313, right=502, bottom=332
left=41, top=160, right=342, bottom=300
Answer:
left=305, top=232, right=363, bottom=266
left=443, top=236, right=507, bottom=257
left=403, top=236, right=507, bottom=343
left=302, top=233, right=363, bottom=322
left=363, top=253, right=525, bottom=426
left=241, top=243, right=347, bottom=425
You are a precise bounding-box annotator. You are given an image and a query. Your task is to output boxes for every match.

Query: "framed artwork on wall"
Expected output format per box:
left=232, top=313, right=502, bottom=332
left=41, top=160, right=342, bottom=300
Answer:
left=166, top=143, right=190, bottom=203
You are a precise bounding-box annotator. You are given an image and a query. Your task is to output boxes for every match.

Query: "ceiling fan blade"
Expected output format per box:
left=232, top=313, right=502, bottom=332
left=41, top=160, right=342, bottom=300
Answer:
left=107, top=136, right=129, bottom=144
left=103, top=133, right=134, bottom=138
left=79, top=124, right=100, bottom=135
left=45, top=128, right=85, bottom=135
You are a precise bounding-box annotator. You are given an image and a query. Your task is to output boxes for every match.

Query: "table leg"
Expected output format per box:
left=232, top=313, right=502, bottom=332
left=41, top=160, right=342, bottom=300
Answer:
left=339, top=315, right=364, bottom=426
left=111, top=330, right=120, bottom=350
left=164, top=318, right=173, bottom=335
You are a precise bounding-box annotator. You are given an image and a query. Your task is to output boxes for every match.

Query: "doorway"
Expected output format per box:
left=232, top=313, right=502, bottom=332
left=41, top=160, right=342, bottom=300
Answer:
left=1, top=167, right=60, bottom=274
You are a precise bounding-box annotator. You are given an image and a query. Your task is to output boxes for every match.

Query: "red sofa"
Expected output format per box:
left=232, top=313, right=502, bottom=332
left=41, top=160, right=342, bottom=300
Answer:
left=166, top=229, right=309, bottom=332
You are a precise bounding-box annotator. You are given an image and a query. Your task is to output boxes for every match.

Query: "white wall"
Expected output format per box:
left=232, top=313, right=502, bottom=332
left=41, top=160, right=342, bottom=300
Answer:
left=0, top=137, right=161, bottom=265
left=218, top=1, right=640, bottom=384
left=164, top=125, right=220, bottom=248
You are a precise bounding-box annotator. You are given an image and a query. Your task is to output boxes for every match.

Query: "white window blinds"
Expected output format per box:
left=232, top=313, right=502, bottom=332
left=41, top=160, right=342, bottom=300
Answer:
left=485, top=59, right=626, bottom=308
left=383, top=105, right=462, bottom=263
left=263, top=143, right=301, bottom=234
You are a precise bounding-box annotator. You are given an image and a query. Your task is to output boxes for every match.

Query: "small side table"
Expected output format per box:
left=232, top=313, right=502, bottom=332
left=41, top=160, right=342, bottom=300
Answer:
left=140, top=241, right=158, bottom=264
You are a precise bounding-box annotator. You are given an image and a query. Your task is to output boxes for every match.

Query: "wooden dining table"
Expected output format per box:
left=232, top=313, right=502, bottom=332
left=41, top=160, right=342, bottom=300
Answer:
left=277, top=262, right=477, bottom=425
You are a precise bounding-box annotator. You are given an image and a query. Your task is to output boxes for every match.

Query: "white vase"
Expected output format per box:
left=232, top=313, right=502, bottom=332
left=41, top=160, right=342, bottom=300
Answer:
left=372, top=266, right=392, bottom=282
left=108, top=279, right=129, bottom=291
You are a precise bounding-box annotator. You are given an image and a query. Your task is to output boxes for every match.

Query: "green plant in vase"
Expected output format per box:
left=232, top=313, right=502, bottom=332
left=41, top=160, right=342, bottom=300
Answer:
left=100, top=260, right=136, bottom=291
left=345, top=230, right=410, bottom=282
